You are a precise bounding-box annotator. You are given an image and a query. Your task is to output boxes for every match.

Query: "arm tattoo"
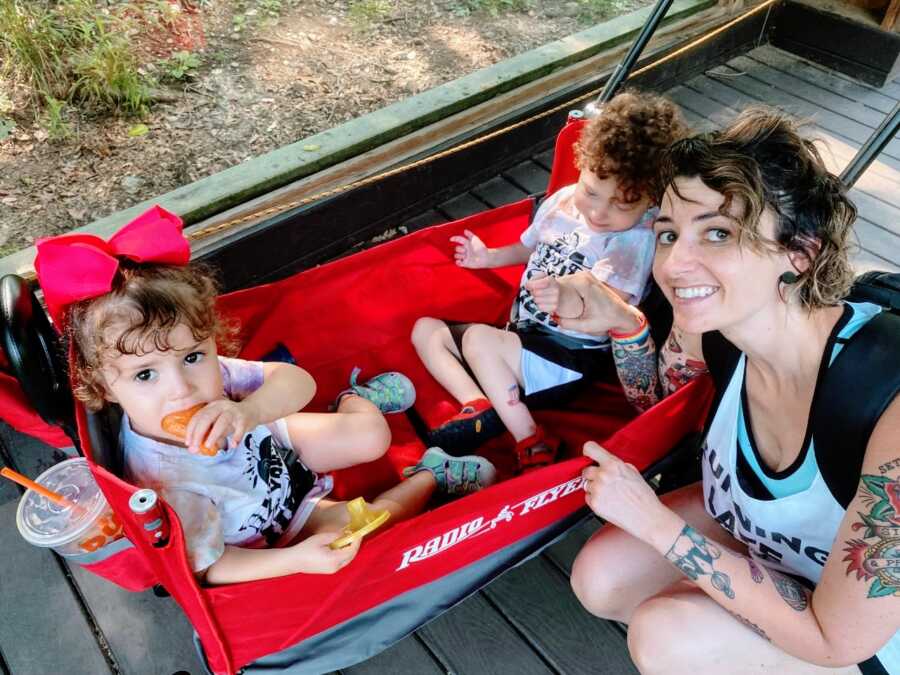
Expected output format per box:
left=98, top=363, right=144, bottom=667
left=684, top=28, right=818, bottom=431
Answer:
left=659, top=330, right=708, bottom=397
left=665, top=525, right=735, bottom=599
left=747, top=558, right=764, bottom=583
left=611, top=329, right=660, bottom=412
left=726, top=610, right=770, bottom=641
left=843, top=470, right=900, bottom=598
left=769, top=570, right=810, bottom=611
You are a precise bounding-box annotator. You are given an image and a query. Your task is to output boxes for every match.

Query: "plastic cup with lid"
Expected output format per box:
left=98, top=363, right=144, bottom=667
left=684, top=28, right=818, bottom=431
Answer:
left=15, top=457, right=123, bottom=557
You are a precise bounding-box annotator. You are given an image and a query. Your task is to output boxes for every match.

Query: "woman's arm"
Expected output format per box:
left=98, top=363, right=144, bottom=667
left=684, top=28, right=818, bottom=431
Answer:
left=204, top=533, right=361, bottom=584
left=609, top=319, right=661, bottom=412
left=530, top=272, right=665, bottom=411
left=582, top=394, right=900, bottom=666
left=187, top=361, right=317, bottom=452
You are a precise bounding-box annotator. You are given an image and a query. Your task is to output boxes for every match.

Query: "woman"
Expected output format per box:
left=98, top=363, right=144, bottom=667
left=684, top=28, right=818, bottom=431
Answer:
left=541, top=109, right=900, bottom=673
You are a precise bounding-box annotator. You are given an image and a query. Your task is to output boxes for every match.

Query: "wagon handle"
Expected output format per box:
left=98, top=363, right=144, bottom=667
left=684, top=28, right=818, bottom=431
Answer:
left=585, top=0, right=674, bottom=117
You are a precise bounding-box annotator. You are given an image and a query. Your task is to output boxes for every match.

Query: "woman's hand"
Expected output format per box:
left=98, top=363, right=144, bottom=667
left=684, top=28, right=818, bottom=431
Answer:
left=553, top=272, right=642, bottom=336
left=186, top=399, right=261, bottom=453
left=450, top=230, right=492, bottom=268
left=582, top=442, right=681, bottom=548
left=291, top=532, right=362, bottom=574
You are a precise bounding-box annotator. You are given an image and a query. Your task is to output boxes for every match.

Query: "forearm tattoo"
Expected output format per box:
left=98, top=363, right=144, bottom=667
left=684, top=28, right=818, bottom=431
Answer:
left=665, top=525, right=735, bottom=599
left=843, top=470, right=900, bottom=598
left=659, top=329, right=708, bottom=397
left=770, top=570, right=810, bottom=611
left=611, top=326, right=660, bottom=412
left=747, top=558, right=764, bottom=583
left=727, top=610, right=770, bottom=641
left=748, top=557, right=808, bottom=610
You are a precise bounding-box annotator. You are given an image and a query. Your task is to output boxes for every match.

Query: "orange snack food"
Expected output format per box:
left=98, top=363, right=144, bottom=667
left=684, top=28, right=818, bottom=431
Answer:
left=161, top=403, right=218, bottom=456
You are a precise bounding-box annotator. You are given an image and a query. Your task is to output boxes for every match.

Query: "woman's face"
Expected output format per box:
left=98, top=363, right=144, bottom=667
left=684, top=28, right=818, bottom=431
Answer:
left=652, top=176, right=789, bottom=335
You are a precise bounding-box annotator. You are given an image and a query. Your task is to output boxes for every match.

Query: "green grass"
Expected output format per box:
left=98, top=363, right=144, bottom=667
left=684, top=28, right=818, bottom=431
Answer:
left=348, top=0, right=392, bottom=31
left=0, top=0, right=152, bottom=119
left=575, top=0, right=632, bottom=23
left=453, top=0, right=530, bottom=16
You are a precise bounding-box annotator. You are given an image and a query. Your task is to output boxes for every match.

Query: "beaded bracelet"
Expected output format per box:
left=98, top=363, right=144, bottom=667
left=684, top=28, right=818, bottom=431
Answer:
left=608, top=312, right=649, bottom=343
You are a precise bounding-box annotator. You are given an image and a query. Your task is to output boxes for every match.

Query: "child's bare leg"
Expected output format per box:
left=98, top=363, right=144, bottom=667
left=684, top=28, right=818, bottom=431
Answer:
left=303, top=471, right=437, bottom=536
left=369, top=470, right=435, bottom=522
left=461, top=324, right=535, bottom=441
left=411, top=317, right=484, bottom=403
left=283, top=394, right=390, bottom=473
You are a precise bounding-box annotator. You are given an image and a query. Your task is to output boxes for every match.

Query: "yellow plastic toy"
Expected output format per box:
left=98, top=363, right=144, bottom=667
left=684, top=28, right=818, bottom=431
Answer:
left=328, top=497, right=390, bottom=550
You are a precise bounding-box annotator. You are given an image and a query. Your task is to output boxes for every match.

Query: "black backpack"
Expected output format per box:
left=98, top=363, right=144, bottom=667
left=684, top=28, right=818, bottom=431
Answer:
left=702, top=271, right=900, bottom=509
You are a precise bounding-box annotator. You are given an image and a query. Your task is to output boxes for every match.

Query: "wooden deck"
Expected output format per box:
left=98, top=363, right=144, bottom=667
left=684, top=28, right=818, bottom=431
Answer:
left=0, top=44, right=898, bottom=675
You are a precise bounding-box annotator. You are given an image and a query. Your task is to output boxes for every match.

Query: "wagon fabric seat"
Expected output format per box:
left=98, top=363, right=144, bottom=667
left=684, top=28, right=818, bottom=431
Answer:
left=70, top=119, right=714, bottom=674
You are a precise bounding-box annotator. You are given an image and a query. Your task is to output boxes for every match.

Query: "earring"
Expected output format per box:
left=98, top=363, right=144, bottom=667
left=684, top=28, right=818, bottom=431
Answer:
left=779, top=271, right=799, bottom=285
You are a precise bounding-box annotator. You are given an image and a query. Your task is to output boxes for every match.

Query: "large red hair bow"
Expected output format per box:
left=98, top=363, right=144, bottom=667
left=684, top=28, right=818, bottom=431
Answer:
left=34, top=205, right=191, bottom=326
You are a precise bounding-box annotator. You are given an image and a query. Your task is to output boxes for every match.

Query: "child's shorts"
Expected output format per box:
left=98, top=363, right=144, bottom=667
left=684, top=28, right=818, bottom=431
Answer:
left=447, top=321, right=614, bottom=409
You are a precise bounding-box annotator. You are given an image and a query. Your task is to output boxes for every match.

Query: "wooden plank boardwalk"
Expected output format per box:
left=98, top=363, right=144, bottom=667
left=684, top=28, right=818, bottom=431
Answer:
left=0, top=44, right=897, bottom=675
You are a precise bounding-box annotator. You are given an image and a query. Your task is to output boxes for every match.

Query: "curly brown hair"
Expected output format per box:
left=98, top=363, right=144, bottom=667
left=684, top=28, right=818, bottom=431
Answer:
left=66, top=261, right=238, bottom=411
left=656, top=107, right=857, bottom=309
left=575, top=90, right=688, bottom=202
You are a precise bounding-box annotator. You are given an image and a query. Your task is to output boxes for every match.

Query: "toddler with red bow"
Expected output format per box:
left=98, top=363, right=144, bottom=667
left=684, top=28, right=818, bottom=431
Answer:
left=34, top=207, right=497, bottom=584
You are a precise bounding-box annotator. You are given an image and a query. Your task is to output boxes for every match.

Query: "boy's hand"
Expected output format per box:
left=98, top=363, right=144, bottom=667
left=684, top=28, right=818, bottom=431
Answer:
left=293, top=532, right=361, bottom=574
left=185, top=399, right=261, bottom=453
left=525, top=272, right=561, bottom=316
left=526, top=272, right=584, bottom=319
left=450, top=230, right=492, bottom=268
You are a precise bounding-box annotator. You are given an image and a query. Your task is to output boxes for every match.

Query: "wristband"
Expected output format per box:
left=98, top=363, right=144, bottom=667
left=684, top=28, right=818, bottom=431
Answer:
left=608, top=312, right=649, bottom=342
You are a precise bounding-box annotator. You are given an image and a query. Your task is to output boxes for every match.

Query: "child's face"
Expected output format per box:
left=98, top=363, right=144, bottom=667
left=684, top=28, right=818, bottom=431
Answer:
left=101, top=323, right=224, bottom=444
left=573, top=170, right=651, bottom=233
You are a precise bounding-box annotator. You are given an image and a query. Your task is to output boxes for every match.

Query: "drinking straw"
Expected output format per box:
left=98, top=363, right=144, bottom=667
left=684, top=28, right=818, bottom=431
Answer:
left=1, top=466, right=85, bottom=514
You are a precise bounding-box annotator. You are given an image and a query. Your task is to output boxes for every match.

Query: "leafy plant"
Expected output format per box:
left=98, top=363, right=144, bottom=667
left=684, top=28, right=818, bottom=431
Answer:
left=0, top=0, right=152, bottom=117
left=575, top=0, right=629, bottom=24
left=348, top=0, right=392, bottom=31
left=453, top=0, right=529, bottom=16
left=158, top=50, right=203, bottom=82
left=42, top=96, right=72, bottom=140
left=0, top=117, right=15, bottom=141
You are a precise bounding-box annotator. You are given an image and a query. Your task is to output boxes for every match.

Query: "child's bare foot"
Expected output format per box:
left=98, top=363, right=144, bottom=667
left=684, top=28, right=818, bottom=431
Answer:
left=403, top=447, right=497, bottom=496
left=426, top=398, right=505, bottom=453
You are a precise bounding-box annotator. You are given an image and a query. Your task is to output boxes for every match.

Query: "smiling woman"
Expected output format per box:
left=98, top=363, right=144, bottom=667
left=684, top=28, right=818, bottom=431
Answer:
left=546, top=107, right=900, bottom=674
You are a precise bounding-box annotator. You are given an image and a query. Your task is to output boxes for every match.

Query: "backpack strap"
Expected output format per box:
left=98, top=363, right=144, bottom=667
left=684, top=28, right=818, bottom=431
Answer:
left=701, top=330, right=742, bottom=428
left=812, top=311, right=900, bottom=509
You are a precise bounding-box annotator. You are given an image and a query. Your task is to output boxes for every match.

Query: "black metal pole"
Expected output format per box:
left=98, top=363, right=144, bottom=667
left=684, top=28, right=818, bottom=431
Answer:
left=585, top=0, right=674, bottom=117
left=840, top=101, right=900, bottom=188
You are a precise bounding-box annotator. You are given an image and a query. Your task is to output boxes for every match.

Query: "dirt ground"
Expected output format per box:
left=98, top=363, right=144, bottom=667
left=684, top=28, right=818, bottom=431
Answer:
left=0, top=0, right=655, bottom=256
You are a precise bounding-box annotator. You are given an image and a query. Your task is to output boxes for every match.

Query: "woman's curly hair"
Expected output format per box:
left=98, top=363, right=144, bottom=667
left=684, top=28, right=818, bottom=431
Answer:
left=575, top=90, right=688, bottom=202
left=66, top=261, right=238, bottom=411
left=656, top=107, right=857, bottom=309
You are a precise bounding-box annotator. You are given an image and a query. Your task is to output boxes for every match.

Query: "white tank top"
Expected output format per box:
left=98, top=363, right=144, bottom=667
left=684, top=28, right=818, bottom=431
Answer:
left=701, top=304, right=899, bottom=672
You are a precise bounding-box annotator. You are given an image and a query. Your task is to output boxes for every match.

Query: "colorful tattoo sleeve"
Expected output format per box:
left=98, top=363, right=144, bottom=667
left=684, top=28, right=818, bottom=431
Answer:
left=611, top=323, right=660, bottom=412
left=844, top=471, right=900, bottom=598
left=664, top=525, right=735, bottom=599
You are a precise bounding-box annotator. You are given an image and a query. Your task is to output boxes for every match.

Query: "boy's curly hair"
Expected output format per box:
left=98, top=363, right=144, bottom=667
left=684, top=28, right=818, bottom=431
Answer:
left=66, top=261, right=238, bottom=411
left=575, top=90, right=688, bottom=202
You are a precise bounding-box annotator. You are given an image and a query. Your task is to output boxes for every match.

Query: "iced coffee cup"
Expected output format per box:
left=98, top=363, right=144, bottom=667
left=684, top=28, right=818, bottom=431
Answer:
left=15, top=458, right=123, bottom=556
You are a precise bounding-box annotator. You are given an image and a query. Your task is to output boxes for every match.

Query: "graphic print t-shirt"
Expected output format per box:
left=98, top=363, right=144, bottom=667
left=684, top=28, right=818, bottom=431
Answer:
left=515, top=184, right=656, bottom=344
left=122, top=356, right=328, bottom=572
